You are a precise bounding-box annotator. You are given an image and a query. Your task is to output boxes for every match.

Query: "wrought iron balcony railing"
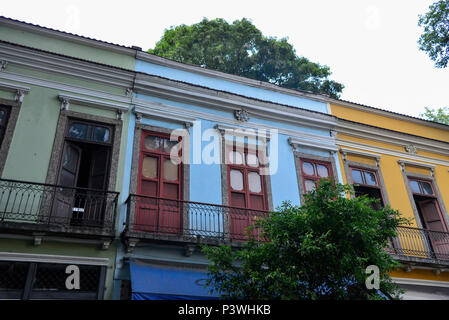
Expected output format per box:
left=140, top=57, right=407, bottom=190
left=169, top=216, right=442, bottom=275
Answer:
left=123, top=194, right=268, bottom=243
left=0, top=179, right=119, bottom=236
left=387, top=226, right=449, bottom=264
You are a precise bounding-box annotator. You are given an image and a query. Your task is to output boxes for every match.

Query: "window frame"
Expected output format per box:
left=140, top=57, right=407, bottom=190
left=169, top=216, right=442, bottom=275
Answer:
left=45, top=110, right=122, bottom=193
left=340, top=154, right=390, bottom=207
left=300, top=158, right=334, bottom=193
left=400, top=168, right=449, bottom=231
left=226, top=145, right=268, bottom=210
left=137, top=130, right=184, bottom=200
left=0, top=98, right=23, bottom=177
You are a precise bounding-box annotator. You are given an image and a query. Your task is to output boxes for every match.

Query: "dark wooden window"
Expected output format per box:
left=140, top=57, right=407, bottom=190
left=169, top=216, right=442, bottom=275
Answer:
left=350, top=167, right=384, bottom=209
left=136, top=131, right=183, bottom=234
left=53, top=119, right=114, bottom=225
left=0, top=261, right=106, bottom=300
left=0, top=105, right=11, bottom=147
left=300, top=158, right=333, bottom=193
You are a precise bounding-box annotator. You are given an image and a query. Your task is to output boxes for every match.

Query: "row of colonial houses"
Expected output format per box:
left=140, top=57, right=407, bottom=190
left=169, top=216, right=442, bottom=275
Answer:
left=0, top=16, right=449, bottom=300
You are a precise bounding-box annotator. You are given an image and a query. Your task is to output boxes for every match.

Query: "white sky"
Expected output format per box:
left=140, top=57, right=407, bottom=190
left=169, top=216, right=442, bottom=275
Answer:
left=1, top=0, right=448, bottom=118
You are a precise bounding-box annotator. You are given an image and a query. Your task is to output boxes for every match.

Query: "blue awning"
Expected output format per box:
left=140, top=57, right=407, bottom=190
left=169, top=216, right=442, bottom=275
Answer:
left=129, top=259, right=219, bottom=300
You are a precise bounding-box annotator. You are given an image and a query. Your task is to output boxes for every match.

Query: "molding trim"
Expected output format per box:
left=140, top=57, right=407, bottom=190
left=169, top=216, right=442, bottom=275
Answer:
left=0, top=80, right=29, bottom=102
left=0, top=71, right=132, bottom=105
left=0, top=42, right=135, bottom=89
left=289, top=136, right=338, bottom=153
left=132, top=98, right=196, bottom=125
left=336, top=119, right=449, bottom=157
left=398, top=159, right=435, bottom=176
left=337, top=140, right=449, bottom=168
left=215, top=124, right=270, bottom=142
left=340, top=147, right=381, bottom=166
left=134, top=73, right=337, bottom=132
left=0, top=252, right=109, bottom=266
left=392, top=277, right=449, bottom=288
left=58, top=93, right=129, bottom=118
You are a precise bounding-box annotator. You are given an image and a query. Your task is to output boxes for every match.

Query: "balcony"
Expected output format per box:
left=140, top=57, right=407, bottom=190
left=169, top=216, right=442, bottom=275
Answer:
left=122, top=194, right=268, bottom=245
left=387, top=226, right=449, bottom=266
left=0, top=179, right=119, bottom=238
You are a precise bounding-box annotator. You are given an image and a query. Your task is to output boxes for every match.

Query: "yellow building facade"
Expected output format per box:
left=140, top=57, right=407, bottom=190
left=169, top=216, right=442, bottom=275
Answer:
left=330, top=100, right=449, bottom=299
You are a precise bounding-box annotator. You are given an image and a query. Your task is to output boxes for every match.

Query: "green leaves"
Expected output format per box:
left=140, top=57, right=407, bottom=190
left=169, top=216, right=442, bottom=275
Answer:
left=202, top=179, right=406, bottom=300
left=421, top=106, right=449, bottom=124
left=149, top=18, right=344, bottom=98
left=418, top=0, right=449, bottom=68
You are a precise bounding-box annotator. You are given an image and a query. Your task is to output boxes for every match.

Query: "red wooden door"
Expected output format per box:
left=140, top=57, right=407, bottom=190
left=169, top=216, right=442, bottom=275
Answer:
left=418, top=199, right=449, bottom=260
left=227, top=148, right=267, bottom=240
left=136, top=132, right=183, bottom=234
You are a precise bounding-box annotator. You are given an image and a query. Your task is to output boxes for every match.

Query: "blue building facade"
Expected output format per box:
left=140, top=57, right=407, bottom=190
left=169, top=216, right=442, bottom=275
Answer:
left=112, top=52, right=343, bottom=299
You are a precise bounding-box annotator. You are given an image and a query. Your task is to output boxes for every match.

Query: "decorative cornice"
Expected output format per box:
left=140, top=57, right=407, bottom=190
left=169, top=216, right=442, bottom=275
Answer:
left=0, top=80, right=29, bottom=102
left=0, top=42, right=135, bottom=89
left=134, top=73, right=337, bottom=132
left=58, top=93, right=129, bottom=118
left=337, top=139, right=449, bottom=167
left=215, top=123, right=270, bottom=142
left=132, top=98, right=196, bottom=125
left=289, top=136, right=338, bottom=153
left=340, top=147, right=381, bottom=167
left=336, top=119, right=449, bottom=157
left=398, top=159, right=435, bottom=176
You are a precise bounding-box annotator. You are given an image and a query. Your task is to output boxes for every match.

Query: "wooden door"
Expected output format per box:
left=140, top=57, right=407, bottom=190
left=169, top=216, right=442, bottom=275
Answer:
left=418, top=199, right=449, bottom=260
left=52, top=142, right=81, bottom=224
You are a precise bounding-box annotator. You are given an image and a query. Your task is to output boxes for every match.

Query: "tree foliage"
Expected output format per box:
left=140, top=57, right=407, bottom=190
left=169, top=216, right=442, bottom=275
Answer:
left=418, top=0, right=449, bottom=68
left=421, top=106, right=449, bottom=124
left=149, top=18, right=344, bottom=98
left=202, top=180, right=408, bottom=300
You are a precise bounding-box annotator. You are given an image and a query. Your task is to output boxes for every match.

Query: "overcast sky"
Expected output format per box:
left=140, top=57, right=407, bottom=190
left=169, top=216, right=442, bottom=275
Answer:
left=1, top=0, right=448, bottom=118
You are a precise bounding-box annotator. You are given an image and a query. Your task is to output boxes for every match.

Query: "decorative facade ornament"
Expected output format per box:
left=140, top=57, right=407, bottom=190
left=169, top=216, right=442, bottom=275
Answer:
left=405, top=145, right=417, bottom=154
left=116, top=110, right=123, bottom=121
left=134, top=111, right=142, bottom=123
left=330, top=129, right=337, bottom=139
left=59, top=97, right=70, bottom=110
left=126, top=88, right=133, bottom=97
left=14, top=90, right=26, bottom=103
left=0, top=60, right=7, bottom=72
left=234, top=108, right=250, bottom=122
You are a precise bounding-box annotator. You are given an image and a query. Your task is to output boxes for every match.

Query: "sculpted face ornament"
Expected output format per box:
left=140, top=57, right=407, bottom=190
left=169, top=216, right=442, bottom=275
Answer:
left=234, top=108, right=250, bottom=122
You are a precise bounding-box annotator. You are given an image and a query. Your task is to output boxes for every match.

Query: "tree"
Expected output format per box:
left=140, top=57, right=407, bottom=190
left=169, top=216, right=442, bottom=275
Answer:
left=149, top=18, right=344, bottom=99
left=202, top=180, right=408, bottom=300
left=418, top=0, right=449, bottom=68
left=421, top=106, right=449, bottom=124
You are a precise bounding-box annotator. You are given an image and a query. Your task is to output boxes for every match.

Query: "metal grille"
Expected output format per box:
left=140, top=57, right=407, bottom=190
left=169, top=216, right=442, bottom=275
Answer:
left=125, top=194, right=268, bottom=241
left=387, top=226, right=449, bottom=262
left=33, top=263, right=100, bottom=292
left=0, top=261, right=28, bottom=291
left=0, top=178, right=119, bottom=234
